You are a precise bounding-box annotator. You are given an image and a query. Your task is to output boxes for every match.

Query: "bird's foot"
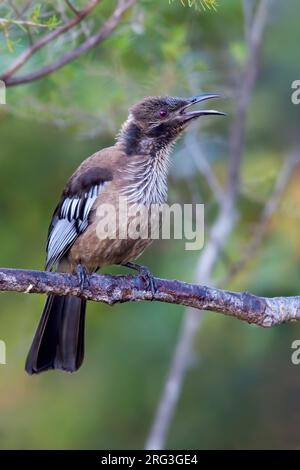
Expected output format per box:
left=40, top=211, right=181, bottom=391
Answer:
left=122, top=261, right=157, bottom=299
left=76, top=264, right=90, bottom=290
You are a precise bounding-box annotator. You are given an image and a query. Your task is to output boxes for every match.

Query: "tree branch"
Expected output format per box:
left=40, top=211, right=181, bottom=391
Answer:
left=7, top=0, right=34, bottom=45
left=0, top=17, right=55, bottom=28
left=2, top=0, right=136, bottom=87
left=0, top=0, right=102, bottom=83
left=228, top=0, right=273, bottom=201
left=64, top=0, right=80, bottom=16
left=242, top=0, right=255, bottom=46
left=0, top=267, right=299, bottom=327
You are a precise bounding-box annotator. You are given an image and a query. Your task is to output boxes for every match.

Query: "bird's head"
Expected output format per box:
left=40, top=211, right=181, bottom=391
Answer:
left=119, top=94, right=225, bottom=155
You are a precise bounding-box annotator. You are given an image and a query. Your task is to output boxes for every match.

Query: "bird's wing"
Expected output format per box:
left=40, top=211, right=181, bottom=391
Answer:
left=45, top=166, right=112, bottom=270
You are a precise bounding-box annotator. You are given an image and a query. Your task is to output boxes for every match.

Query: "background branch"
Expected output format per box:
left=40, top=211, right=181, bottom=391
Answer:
left=64, top=0, right=80, bottom=16
left=222, top=150, right=300, bottom=284
left=145, top=0, right=274, bottom=451
left=7, top=0, right=34, bottom=45
left=242, top=0, right=255, bottom=47
left=2, top=0, right=136, bottom=87
left=1, top=0, right=102, bottom=82
left=0, top=17, right=54, bottom=28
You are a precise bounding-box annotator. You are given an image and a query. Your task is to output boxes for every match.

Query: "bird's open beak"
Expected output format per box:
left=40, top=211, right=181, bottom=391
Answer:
left=179, top=93, right=226, bottom=121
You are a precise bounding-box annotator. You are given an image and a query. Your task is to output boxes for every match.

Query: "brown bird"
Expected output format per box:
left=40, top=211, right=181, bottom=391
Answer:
left=25, top=94, right=224, bottom=374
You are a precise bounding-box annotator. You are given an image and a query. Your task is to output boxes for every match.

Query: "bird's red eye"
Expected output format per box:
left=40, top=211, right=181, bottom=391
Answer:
left=159, top=109, right=167, bottom=118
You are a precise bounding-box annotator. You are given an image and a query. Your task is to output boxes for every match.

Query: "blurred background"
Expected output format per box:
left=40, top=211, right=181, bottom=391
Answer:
left=0, top=0, right=300, bottom=450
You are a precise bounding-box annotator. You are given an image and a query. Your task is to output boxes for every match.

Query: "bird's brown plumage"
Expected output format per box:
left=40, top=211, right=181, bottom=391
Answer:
left=65, top=145, right=157, bottom=271
left=26, top=94, right=224, bottom=374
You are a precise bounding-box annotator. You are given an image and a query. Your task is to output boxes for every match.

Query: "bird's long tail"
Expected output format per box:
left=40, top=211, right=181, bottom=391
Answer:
left=25, top=294, right=86, bottom=374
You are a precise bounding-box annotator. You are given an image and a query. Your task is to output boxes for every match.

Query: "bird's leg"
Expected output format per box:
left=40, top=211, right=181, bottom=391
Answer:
left=122, top=261, right=157, bottom=298
left=76, top=264, right=90, bottom=290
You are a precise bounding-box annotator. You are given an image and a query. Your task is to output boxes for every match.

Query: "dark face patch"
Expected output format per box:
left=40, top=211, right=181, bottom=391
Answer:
left=123, top=123, right=142, bottom=156
left=120, top=97, right=191, bottom=157
left=130, top=96, right=187, bottom=126
left=146, top=121, right=181, bottom=139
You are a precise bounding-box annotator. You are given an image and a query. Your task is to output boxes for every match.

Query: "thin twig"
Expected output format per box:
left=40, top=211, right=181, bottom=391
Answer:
left=7, top=0, right=34, bottom=45
left=20, top=0, right=34, bottom=17
left=0, top=18, right=55, bottom=28
left=64, top=0, right=80, bottom=16
left=2, top=0, right=137, bottom=87
left=0, top=0, right=102, bottom=82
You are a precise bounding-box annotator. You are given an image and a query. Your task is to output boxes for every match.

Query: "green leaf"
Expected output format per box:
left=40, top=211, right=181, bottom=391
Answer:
left=30, top=4, right=41, bottom=22
left=46, top=15, right=60, bottom=30
left=169, top=0, right=219, bottom=12
left=5, top=36, right=14, bottom=53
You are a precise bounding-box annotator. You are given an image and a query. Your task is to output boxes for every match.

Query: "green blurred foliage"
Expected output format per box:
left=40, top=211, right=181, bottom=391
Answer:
left=0, top=0, right=300, bottom=450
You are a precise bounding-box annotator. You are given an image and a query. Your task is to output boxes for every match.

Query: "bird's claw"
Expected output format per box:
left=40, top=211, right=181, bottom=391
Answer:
left=122, top=262, right=157, bottom=299
left=76, top=264, right=90, bottom=290
left=139, top=266, right=157, bottom=299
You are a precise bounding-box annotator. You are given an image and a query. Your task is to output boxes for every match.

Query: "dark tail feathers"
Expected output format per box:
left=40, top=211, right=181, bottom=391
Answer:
left=25, top=295, right=86, bottom=374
